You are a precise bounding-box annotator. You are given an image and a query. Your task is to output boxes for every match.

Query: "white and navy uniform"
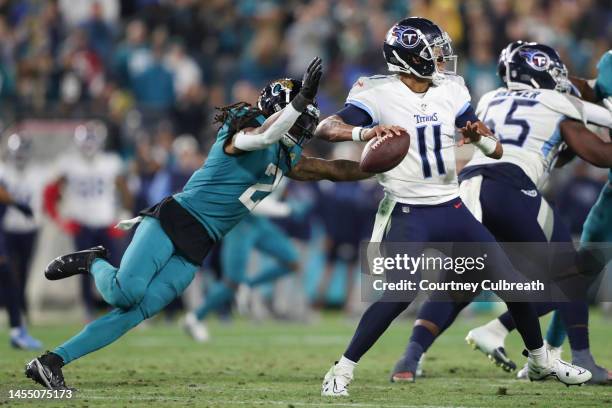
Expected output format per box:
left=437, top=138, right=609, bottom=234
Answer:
left=337, top=75, right=542, bottom=363
left=0, top=162, right=49, bottom=312
left=459, top=87, right=590, bottom=243
left=338, top=74, right=523, bottom=294
left=346, top=74, right=470, bottom=206
left=55, top=151, right=125, bottom=313
left=341, top=75, right=507, bottom=246
left=0, top=163, right=48, bottom=233
left=56, top=152, right=123, bottom=228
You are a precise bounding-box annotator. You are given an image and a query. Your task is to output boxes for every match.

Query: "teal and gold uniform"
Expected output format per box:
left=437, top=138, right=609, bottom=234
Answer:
left=175, top=108, right=302, bottom=241
left=52, top=107, right=302, bottom=365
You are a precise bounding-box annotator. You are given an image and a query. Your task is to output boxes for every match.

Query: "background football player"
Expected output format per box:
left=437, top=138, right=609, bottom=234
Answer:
left=43, top=121, right=133, bottom=320
left=390, top=43, right=612, bottom=385
left=315, top=18, right=591, bottom=397
left=0, top=133, right=47, bottom=324
left=0, top=182, right=41, bottom=349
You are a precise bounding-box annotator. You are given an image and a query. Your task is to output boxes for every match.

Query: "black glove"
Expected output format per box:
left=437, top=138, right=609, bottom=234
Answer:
left=300, top=57, right=322, bottom=100
left=292, top=57, right=323, bottom=111
left=13, top=202, right=33, bottom=218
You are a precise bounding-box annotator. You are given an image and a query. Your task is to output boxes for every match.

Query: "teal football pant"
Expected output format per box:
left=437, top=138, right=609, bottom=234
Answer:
left=546, top=176, right=612, bottom=347
left=54, top=217, right=198, bottom=364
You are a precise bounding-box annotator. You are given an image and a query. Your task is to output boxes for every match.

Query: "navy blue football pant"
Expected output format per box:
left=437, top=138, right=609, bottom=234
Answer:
left=0, top=233, right=21, bottom=328
left=409, top=176, right=589, bottom=353
left=344, top=197, right=543, bottom=362
left=5, top=231, right=37, bottom=313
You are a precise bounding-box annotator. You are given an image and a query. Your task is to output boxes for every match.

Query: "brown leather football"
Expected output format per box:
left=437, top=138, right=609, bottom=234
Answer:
left=359, top=129, right=410, bottom=173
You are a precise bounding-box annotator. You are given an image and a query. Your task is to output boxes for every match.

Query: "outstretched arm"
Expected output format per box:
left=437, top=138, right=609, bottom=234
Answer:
left=457, top=120, right=503, bottom=159
left=225, top=57, right=322, bottom=155
left=288, top=156, right=373, bottom=182
left=560, top=119, right=612, bottom=167
left=315, top=108, right=405, bottom=143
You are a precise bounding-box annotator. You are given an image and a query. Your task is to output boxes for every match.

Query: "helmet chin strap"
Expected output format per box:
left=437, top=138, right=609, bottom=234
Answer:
left=390, top=50, right=434, bottom=79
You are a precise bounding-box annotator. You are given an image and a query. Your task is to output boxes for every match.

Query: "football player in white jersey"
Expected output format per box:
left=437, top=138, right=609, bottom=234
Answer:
left=0, top=133, right=48, bottom=349
left=391, top=42, right=612, bottom=384
left=44, top=121, right=132, bottom=318
left=316, top=18, right=591, bottom=396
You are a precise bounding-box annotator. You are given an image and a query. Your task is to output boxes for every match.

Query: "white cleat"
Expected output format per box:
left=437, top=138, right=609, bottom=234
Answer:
left=321, top=363, right=353, bottom=397
left=466, top=325, right=516, bottom=372
left=518, top=342, right=562, bottom=380
left=182, top=312, right=210, bottom=343
left=528, top=352, right=591, bottom=386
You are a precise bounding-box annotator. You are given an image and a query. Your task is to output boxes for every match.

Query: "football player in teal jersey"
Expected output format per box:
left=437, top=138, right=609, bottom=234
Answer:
left=24, top=58, right=380, bottom=390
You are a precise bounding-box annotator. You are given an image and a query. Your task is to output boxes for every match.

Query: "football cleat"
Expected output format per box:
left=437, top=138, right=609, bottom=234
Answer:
left=45, top=246, right=107, bottom=281
left=527, top=351, right=591, bottom=386
left=517, top=342, right=562, bottom=380
left=466, top=326, right=516, bottom=372
left=183, top=312, right=210, bottom=343
left=10, top=327, right=42, bottom=350
left=321, top=362, right=353, bottom=397
left=25, top=352, right=73, bottom=390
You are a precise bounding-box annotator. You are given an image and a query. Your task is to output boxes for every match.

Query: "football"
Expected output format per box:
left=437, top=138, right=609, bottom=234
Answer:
left=359, top=129, right=410, bottom=173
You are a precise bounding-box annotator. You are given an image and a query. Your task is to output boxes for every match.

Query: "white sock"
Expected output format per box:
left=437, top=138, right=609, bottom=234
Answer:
left=10, top=327, right=20, bottom=337
left=337, top=356, right=357, bottom=372
left=483, top=318, right=509, bottom=340
left=529, top=345, right=548, bottom=367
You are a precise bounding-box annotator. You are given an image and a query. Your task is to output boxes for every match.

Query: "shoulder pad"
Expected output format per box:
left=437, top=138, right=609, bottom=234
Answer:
left=439, top=73, right=466, bottom=87
left=475, top=89, right=504, bottom=116
left=349, top=75, right=394, bottom=93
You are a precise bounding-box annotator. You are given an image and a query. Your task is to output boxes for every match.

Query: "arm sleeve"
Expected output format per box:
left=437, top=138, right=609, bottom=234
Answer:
left=582, top=100, right=612, bottom=129
left=233, top=103, right=301, bottom=151
left=455, top=104, right=479, bottom=128
left=345, top=77, right=380, bottom=125
left=336, top=104, right=374, bottom=127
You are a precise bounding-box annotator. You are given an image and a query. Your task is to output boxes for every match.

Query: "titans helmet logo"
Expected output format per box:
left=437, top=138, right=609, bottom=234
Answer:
left=520, top=49, right=550, bottom=71
left=389, top=26, right=421, bottom=48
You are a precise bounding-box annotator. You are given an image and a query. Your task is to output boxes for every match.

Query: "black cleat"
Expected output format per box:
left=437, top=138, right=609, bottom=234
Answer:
left=491, top=347, right=517, bottom=372
left=25, top=352, right=73, bottom=390
left=45, top=246, right=108, bottom=281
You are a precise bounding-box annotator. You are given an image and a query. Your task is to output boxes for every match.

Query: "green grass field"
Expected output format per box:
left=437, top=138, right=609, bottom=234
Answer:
left=1, top=311, right=611, bottom=407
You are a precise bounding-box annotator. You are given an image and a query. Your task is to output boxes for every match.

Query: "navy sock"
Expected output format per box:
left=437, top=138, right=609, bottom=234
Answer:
left=557, top=301, right=589, bottom=351
left=344, top=301, right=410, bottom=362
left=506, top=302, right=543, bottom=350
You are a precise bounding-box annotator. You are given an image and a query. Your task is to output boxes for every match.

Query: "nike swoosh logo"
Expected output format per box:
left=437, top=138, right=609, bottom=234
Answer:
left=332, top=379, right=344, bottom=394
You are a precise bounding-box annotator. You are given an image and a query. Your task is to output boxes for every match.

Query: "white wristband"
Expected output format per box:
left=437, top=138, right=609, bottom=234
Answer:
left=352, top=126, right=363, bottom=141
left=473, top=134, right=498, bottom=155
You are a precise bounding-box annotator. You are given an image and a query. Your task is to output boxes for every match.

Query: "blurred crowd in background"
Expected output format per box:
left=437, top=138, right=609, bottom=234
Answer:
left=0, top=0, right=610, bottom=320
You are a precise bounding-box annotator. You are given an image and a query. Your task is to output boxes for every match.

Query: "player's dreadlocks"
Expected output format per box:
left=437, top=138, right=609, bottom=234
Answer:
left=214, top=102, right=263, bottom=135
left=214, top=101, right=294, bottom=174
